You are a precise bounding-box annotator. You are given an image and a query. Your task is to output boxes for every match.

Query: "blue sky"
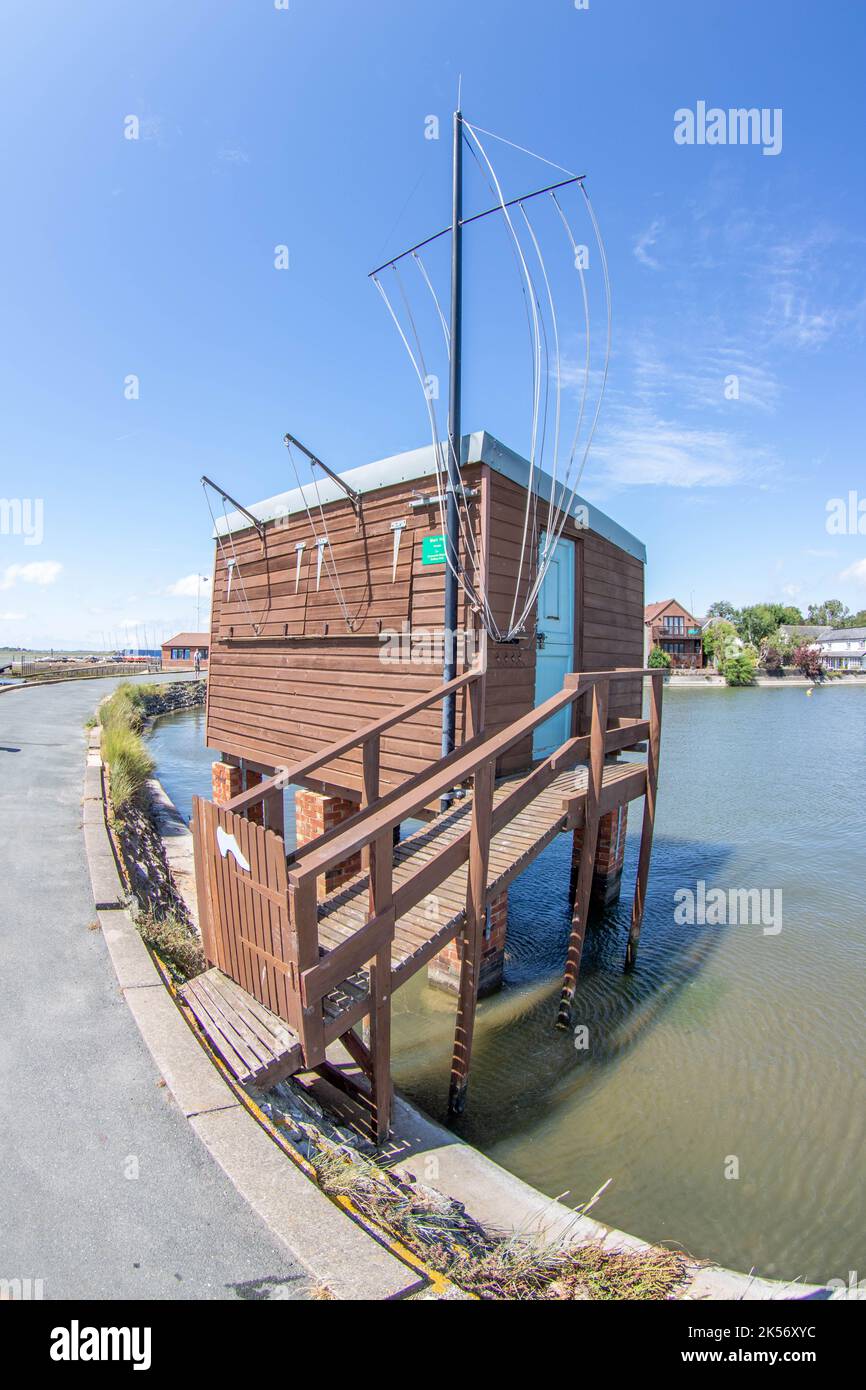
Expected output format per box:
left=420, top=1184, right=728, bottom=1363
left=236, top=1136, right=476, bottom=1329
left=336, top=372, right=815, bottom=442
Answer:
left=1, top=0, right=864, bottom=648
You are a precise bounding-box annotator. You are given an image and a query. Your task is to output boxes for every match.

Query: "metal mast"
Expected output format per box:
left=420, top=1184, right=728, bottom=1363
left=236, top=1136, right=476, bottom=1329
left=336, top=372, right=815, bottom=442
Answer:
left=441, top=106, right=463, bottom=763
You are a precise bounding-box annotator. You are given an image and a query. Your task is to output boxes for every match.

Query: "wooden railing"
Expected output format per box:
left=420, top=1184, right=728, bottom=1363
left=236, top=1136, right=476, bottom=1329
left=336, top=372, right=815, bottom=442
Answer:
left=222, top=663, right=485, bottom=819
left=286, top=668, right=662, bottom=1111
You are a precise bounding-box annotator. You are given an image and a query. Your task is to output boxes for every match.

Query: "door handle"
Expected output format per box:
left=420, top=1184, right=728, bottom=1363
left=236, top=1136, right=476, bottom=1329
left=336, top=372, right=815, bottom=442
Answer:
left=536, top=630, right=546, bottom=649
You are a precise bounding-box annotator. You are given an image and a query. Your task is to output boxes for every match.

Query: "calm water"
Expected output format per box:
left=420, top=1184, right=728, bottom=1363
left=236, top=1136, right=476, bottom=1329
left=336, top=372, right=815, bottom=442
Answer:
left=148, top=688, right=866, bottom=1283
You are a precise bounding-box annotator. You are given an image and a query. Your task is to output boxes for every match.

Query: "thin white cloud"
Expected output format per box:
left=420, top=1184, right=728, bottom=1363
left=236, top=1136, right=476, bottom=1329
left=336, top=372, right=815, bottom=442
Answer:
left=633, top=219, right=663, bottom=270
left=0, top=561, right=62, bottom=590
left=167, top=573, right=209, bottom=598
left=756, top=227, right=866, bottom=351
left=0, top=610, right=25, bottom=620
left=631, top=335, right=781, bottom=414
left=592, top=408, right=767, bottom=488
left=840, top=558, right=866, bottom=585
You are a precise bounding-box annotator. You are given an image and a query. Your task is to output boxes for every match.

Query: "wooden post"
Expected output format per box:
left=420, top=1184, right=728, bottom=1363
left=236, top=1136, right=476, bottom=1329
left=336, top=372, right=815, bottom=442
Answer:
left=466, top=667, right=486, bottom=742
left=367, top=827, right=394, bottom=1143
left=290, top=876, right=325, bottom=1066
left=361, top=733, right=380, bottom=875
left=557, top=678, right=608, bottom=1029
left=625, top=671, right=663, bottom=970
left=264, top=782, right=285, bottom=838
left=191, top=797, right=216, bottom=968
left=448, top=757, right=495, bottom=1115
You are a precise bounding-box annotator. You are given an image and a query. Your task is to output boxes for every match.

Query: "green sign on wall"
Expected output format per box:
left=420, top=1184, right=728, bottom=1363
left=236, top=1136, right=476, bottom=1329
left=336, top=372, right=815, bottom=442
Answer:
left=422, top=533, right=446, bottom=566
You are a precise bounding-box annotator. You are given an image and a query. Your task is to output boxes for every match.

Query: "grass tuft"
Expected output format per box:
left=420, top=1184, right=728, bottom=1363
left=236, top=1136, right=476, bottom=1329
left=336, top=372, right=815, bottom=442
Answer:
left=102, top=725, right=154, bottom=809
left=137, top=909, right=205, bottom=982
left=310, top=1146, right=688, bottom=1301
left=100, top=680, right=159, bottom=735
left=97, top=682, right=162, bottom=808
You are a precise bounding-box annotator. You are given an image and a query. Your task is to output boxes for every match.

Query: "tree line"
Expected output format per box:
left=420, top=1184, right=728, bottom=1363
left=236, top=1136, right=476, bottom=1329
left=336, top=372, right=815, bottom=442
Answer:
left=648, top=598, right=865, bottom=685
left=705, top=598, right=865, bottom=646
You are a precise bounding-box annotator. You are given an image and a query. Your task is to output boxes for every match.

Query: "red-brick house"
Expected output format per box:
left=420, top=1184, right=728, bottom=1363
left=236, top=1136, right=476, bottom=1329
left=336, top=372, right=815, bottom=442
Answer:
left=161, top=631, right=209, bottom=670
left=644, top=600, right=703, bottom=668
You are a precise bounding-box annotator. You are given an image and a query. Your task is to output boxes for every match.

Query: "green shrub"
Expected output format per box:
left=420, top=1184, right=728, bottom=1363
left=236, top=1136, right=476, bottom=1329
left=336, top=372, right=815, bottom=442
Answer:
left=103, top=725, right=154, bottom=808
left=647, top=645, right=672, bottom=669
left=721, top=653, right=756, bottom=687
left=704, top=619, right=746, bottom=668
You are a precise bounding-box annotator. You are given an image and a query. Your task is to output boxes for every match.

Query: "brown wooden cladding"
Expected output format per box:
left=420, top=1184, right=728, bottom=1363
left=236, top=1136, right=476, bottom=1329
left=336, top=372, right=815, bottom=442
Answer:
left=205, top=456, right=644, bottom=793
left=207, top=472, right=480, bottom=790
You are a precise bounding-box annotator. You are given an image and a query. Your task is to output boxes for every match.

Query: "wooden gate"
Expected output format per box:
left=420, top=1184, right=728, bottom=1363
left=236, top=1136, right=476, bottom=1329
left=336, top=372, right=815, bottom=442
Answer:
left=192, top=796, right=302, bottom=1036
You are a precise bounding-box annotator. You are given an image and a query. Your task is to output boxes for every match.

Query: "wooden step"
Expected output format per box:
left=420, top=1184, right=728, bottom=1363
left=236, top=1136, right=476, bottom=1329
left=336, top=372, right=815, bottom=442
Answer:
left=181, top=967, right=304, bottom=1088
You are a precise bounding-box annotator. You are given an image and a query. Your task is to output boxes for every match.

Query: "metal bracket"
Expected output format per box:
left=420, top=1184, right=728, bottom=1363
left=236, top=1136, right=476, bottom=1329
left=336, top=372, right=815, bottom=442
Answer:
left=202, top=475, right=267, bottom=549
left=410, top=488, right=478, bottom=509
left=283, top=432, right=362, bottom=514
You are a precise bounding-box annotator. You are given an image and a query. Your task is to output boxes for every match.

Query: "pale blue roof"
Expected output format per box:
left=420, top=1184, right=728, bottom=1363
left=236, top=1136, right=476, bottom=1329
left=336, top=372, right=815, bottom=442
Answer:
left=215, top=430, right=646, bottom=565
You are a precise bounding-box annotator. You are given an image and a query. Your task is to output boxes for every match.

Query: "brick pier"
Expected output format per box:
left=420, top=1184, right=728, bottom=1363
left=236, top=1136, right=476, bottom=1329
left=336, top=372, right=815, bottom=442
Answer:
left=571, top=804, right=628, bottom=912
left=427, top=889, right=509, bottom=997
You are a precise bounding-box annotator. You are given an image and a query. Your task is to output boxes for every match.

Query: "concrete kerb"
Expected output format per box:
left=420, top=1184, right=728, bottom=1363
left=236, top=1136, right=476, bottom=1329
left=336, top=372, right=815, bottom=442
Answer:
left=82, top=702, right=424, bottom=1302
left=383, top=1098, right=834, bottom=1301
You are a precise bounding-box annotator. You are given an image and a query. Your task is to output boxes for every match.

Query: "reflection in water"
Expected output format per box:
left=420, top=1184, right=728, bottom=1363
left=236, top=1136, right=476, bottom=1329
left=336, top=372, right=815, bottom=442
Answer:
left=147, top=687, right=866, bottom=1283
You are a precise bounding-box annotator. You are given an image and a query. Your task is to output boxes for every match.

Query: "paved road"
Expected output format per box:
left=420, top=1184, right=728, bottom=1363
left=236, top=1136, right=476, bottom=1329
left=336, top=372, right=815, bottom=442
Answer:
left=0, top=676, right=310, bottom=1300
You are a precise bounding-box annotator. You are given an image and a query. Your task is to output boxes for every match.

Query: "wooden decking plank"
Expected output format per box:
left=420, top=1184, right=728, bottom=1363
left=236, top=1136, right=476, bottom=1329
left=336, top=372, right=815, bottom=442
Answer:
left=208, top=970, right=294, bottom=1056
left=315, top=764, right=586, bottom=985
left=193, top=972, right=275, bottom=1075
left=183, top=976, right=259, bottom=1083
left=181, top=967, right=303, bottom=1087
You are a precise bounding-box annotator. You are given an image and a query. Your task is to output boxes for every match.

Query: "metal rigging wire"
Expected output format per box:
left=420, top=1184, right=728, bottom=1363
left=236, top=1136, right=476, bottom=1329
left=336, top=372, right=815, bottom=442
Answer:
left=373, top=269, right=501, bottom=638
left=202, top=480, right=263, bottom=636
left=284, top=440, right=356, bottom=629
left=391, top=261, right=500, bottom=637
left=460, top=122, right=579, bottom=180
left=463, top=120, right=550, bottom=637
left=510, top=198, right=563, bottom=635
left=463, top=119, right=545, bottom=548
left=372, top=117, right=612, bottom=645
left=509, top=182, right=611, bottom=636
left=462, top=132, right=544, bottom=620
left=407, top=251, right=498, bottom=627
left=546, top=190, right=591, bottom=543
left=412, top=251, right=451, bottom=357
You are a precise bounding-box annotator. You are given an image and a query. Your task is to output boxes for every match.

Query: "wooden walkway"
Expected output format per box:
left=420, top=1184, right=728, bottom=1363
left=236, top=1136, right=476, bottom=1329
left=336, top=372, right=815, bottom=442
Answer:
left=181, top=759, right=645, bottom=1089
left=316, top=760, right=645, bottom=990
left=183, top=666, right=663, bottom=1138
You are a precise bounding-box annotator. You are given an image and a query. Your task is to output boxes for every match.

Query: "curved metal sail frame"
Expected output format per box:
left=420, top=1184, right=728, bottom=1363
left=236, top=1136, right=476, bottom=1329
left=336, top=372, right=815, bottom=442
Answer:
left=372, top=117, right=611, bottom=643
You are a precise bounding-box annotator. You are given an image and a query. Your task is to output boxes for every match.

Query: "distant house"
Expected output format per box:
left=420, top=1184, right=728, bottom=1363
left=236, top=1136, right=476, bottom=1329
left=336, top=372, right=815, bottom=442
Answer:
left=778, top=623, right=832, bottom=645
left=645, top=599, right=704, bottom=668
left=817, top=627, right=866, bottom=671
left=161, top=632, right=209, bottom=670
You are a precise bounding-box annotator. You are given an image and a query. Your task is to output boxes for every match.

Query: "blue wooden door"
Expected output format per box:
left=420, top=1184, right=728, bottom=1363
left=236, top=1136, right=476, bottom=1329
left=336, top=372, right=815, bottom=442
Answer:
left=533, top=533, right=575, bottom=759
